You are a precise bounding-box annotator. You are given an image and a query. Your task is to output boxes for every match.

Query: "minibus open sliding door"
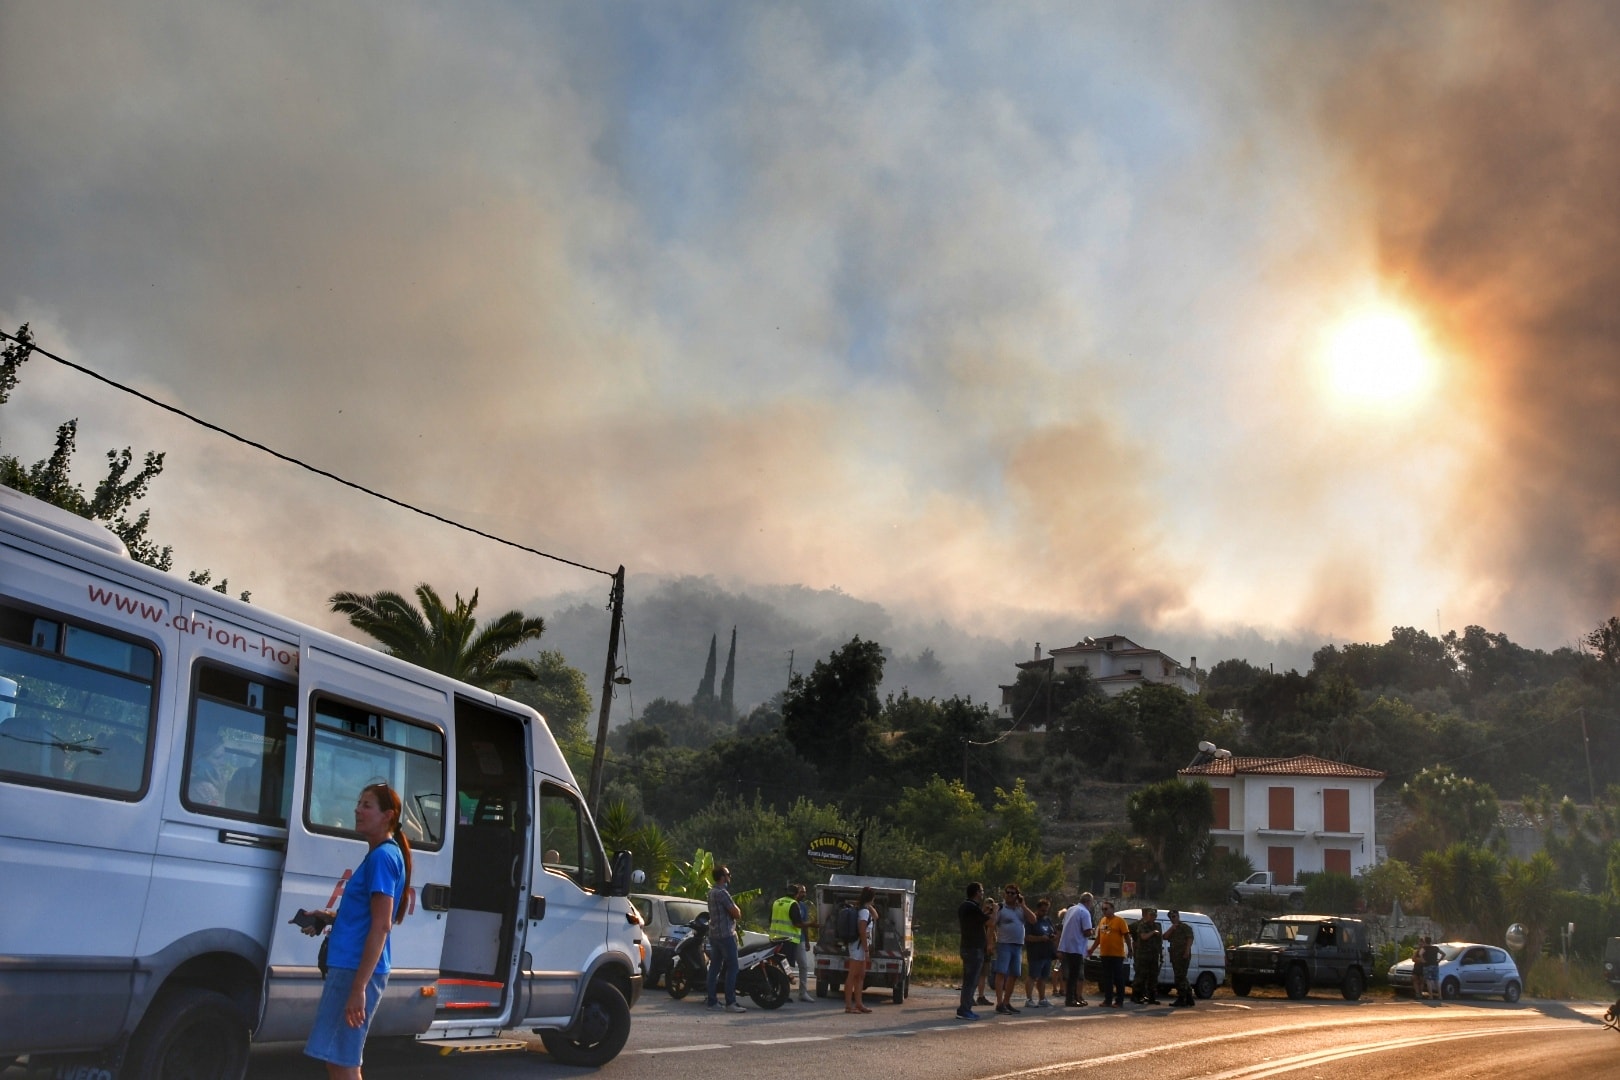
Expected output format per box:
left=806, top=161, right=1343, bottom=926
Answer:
left=256, top=643, right=453, bottom=1043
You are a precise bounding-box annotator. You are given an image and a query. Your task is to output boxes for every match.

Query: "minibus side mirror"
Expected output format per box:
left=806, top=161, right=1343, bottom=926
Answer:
left=608, top=849, right=636, bottom=897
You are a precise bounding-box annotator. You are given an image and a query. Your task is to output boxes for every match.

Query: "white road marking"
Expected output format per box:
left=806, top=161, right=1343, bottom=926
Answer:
left=633, top=1043, right=731, bottom=1054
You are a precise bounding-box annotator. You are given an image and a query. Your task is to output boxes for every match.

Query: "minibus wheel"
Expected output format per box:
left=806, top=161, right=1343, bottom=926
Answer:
left=125, top=986, right=249, bottom=1080
left=540, top=979, right=631, bottom=1067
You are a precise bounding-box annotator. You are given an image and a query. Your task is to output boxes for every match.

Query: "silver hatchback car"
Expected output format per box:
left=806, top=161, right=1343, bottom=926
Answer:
left=1388, top=941, right=1522, bottom=1002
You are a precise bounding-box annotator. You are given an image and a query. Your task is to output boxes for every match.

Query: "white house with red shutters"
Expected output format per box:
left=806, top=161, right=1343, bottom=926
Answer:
left=1178, top=753, right=1386, bottom=883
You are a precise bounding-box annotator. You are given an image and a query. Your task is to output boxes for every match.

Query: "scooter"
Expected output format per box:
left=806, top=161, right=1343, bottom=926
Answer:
left=666, top=911, right=793, bottom=1009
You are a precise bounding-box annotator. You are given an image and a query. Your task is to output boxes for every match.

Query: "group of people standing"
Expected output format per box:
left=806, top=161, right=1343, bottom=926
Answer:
left=957, top=884, right=1196, bottom=1021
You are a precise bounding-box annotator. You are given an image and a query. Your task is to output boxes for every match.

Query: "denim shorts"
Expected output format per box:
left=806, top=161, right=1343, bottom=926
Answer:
left=993, top=942, right=1024, bottom=977
left=304, top=966, right=388, bottom=1068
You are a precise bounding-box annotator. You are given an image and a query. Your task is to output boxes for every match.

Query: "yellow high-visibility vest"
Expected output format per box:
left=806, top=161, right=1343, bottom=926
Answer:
left=771, top=895, right=799, bottom=939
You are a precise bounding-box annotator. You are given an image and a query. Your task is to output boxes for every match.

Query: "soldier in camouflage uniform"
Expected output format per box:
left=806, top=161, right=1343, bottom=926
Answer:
left=1130, top=908, right=1162, bottom=1004
left=1165, top=909, right=1196, bottom=1008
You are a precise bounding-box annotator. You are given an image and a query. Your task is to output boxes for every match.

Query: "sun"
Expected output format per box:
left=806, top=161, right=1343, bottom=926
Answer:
left=1317, top=302, right=1438, bottom=411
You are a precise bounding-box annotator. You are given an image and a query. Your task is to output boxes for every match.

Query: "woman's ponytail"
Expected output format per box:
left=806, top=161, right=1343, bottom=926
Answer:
left=391, top=820, right=413, bottom=925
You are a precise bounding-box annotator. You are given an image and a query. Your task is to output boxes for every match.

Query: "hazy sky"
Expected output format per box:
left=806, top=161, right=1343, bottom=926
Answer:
left=3, top=1, right=1617, bottom=694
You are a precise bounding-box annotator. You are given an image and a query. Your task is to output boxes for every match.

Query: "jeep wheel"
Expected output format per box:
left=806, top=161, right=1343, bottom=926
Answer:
left=1230, top=976, right=1252, bottom=997
left=541, top=980, right=631, bottom=1067
left=1341, top=968, right=1366, bottom=1001
left=1195, top=972, right=1217, bottom=999
left=1284, top=965, right=1310, bottom=1000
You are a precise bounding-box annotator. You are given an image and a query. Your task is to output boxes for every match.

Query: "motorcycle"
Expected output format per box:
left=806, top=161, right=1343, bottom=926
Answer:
left=666, top=911, right=793, bottom=1009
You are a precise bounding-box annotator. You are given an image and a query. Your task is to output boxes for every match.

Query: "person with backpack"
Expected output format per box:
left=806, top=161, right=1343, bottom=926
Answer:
left=843, top=886, right=877, bottom=1014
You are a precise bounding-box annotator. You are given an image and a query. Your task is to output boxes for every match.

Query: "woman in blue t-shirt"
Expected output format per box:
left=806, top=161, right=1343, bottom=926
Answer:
left=302, top=781, right=411, bottom=1079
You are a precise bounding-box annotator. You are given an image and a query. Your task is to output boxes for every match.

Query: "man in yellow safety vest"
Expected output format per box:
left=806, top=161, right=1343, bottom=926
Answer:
left=771, top=884, right=815, bottom=1001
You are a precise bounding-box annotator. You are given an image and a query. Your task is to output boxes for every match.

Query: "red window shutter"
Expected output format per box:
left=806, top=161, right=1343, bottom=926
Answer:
left=1268, top=786, right=1294, bottom=830
left=1324, top=848, right=1351, bottom=876
left=1212, top=786, right=1231, bottom=830
left=1323, top=789, right=1350, bottom=833
left=1268, top=846, right=1295, bottom=885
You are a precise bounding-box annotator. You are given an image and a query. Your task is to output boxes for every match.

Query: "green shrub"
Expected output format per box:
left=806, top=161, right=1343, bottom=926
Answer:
left=1301, top=871, right=1362, bottom=914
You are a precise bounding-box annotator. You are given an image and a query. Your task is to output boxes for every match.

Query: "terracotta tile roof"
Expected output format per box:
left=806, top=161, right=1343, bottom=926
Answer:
left=1178, top=754, right=1386, bottom=780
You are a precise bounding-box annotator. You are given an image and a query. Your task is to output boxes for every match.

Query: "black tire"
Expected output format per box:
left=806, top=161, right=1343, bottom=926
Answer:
left=667, top=965, right=691, bottom=999
left=1284, top=965, right=1310, bottom=1000
left=1287, top=894, right=1305, bottom=911
left=1503, top=980, right=1521, bottom=1003
left=1231, top=976, right=1252, bottom=997
left=750, top=965, right=790, bottom=1010
left=1195, top=972, right=1217, bottom=999
left=892, top=973, right=908, bottom=1005
left=816, top=976, right=828, bottom=998
left=541, top=980, right=631, bottom=1067
left=1441, top=976, right=1460, bottom=1001
left=1341, top=968, right=1366, bottom=1001
left=1230, top=889, right=1243, bottom=904
left=124, top=986, right=249, bottom=1080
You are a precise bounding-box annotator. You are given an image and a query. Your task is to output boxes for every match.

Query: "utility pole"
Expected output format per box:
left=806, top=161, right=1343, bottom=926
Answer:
left=587, top=566, right=625, bottom=813
left=1579, top=707, right=1597, bottom=806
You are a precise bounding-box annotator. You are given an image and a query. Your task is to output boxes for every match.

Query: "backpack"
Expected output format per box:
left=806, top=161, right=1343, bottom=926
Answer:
left=835, top=903, right=861, bottom=944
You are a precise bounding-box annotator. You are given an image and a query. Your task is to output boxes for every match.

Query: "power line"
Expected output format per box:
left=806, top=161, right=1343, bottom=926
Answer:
left=1, top=328, right=613, bottom=579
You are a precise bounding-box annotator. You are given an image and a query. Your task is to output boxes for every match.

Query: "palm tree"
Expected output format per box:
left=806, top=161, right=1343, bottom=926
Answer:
left=330, top=583, right=545, bottom=689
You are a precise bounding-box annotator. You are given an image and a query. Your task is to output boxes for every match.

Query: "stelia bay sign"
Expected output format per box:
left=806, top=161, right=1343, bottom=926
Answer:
left=805, top=832, right=857, bottom=870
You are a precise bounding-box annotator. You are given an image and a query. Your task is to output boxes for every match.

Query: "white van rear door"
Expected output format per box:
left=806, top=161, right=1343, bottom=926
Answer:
left=256, top=644, right=454, bottom=1042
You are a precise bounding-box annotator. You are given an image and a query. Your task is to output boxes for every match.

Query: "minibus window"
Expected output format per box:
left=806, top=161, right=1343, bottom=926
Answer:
left=308, top=695, right=445, bottom=849
left=0, top=602, right=155, bottom=797
left=539, top=781, right=605, bottom=892
left=182, top=662, right=297, bottom=824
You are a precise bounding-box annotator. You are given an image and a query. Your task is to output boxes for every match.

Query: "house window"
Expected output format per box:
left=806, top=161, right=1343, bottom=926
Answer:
left=1267, top=846, right=1295, bottom=885
left=1212, top=786, right=1231, bottom=830
left=1323, top=788, right=1350, bottom=833
left=1324, top=848, right=1352, bottom=876
left=1268, top=786, right=1294, bottom=830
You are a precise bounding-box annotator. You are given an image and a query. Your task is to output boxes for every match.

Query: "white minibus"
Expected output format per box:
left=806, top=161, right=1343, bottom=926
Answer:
left=0, top=486, right=642, bottom=1076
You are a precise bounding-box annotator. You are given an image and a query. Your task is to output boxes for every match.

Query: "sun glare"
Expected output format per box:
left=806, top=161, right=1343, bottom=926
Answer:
left=1318, top=303, right=1437, bottom=411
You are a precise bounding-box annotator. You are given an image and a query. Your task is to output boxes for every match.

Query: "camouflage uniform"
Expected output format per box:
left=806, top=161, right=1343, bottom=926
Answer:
left=1131, top=909, right=1162, bottom=1004
left=1165, top=911, right=1196, bottom=1008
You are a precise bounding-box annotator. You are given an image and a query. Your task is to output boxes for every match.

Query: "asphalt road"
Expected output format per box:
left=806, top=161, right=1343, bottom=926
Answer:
left=242, top=985, right=1619, bottom=1079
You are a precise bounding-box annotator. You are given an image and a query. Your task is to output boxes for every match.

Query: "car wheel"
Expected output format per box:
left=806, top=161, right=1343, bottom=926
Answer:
left=1196, top=972, right=1217, bottom=1000
left=816, top=976, right=828, bottom=998
left=1287, top=894, right=1305, bottom=911
left=1503, top=980, right=1521, bottom=1003
left=541, top=980, right=631, bottom=1067
left=1284, top=965, right=1310, bottom=1000
left=1341, top=968, right=1365, bottom=1001
left=125, top=986, right=250, bottom=1080
left=1231, top=976, right=1251, bottom=997
left=892, top=973, right=908, bottom=1005
left=1441, top=976, right=1460, bottom=1001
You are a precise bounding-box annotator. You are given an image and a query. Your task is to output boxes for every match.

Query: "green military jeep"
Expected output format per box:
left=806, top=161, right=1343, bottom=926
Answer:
left=1227, top=915, right=1373, bottom=1001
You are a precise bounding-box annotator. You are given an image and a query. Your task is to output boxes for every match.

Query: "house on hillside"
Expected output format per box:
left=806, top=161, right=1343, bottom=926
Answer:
left=1179, top=753, right=1386, bottom=883
left=998, top=635, right=1198, bottom=723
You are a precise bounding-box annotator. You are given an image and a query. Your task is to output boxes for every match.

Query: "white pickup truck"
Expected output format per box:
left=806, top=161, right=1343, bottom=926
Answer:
left=1231, top=871, right=1307, bottom=908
